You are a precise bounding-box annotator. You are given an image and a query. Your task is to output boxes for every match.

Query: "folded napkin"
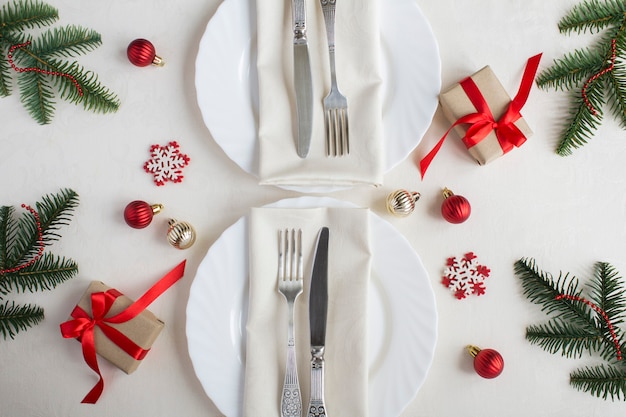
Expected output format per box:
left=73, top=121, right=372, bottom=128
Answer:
left=244, top=206, right=371, bottom=416
left=256, top=0, right=384, bottom=187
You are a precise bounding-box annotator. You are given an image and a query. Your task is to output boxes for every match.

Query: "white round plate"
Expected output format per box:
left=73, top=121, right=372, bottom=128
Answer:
left=194, top=0, right=441, bottom=185
left=186, top=197, right=438, bottom=417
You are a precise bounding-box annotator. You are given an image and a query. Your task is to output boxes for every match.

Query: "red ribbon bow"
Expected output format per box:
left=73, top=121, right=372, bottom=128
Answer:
left=60, top=260, right=186, bottom=404
left=419, top=53, right=542, bottom=178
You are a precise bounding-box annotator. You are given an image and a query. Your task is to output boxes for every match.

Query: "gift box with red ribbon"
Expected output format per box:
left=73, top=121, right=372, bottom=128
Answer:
left=60, top=260, right=186, bottom=404
left=420, top=54, right=542, bottom=177
left=68, top=281, right=165, bottom=374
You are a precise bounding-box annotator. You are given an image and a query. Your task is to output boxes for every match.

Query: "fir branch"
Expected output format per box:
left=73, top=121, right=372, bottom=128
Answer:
left=515, top=258, right=592, bottom=325
left=0, top=190, right=78, bottom=339
left=4, top=205, right=37, bottom=269
left=556, top=79, right=605, bottom=155
left=10, top=39, right=120, bottom=121
left=16, top=65, right=55, bottom=124
left=589, top=262, right=626, bottom=327
left=0, top=0, right=57, bottom=33
left=28, top=25, right=101, bottom=59
left=50, top=59, right=120, bottom=113
left=518, top=258, right=626, bottom=399
left=526, top=319, right=603, bottom=358
left=0, top=206, right=12, bottom=268
left=35, top=188, right=79, bottom=242
left=0, top=252, right=78, bottom=296
left=570, top=364, right=626, bottom=400
left=0, top=48, right=11, bottom=96
left=536, top=47, right=605, bottom=91
left=5, top=188, right=77, bottom=271
left=607, top=60, right=626, bottom=126
left=0, top=0, right=119, bottom=123
left=558, top=0, right=626, bottom=35
left=0, top=300, right=44, bottom=340
left=540, top=0, right=626, bottom=155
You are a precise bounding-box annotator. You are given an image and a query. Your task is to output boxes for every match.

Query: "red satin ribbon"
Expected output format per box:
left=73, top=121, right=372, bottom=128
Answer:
left=60, top=260, right=186, bottom=404
left=419, top=53, right=542, bottom=178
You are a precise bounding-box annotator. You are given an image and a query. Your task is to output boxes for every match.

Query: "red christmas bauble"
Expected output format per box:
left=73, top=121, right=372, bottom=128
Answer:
left=441, top=187, right=471, bottom=224
left=127, top=39, right=164, bottom=67
left=467, top=345, right=504, bottom=379
left=124, top=201, right=163, bottom=229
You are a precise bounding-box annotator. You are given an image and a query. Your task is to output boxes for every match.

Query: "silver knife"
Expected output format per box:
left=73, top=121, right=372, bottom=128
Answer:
left=292, top=0, right=314, bottom=158
left=308, top=226, right=329, bottom=416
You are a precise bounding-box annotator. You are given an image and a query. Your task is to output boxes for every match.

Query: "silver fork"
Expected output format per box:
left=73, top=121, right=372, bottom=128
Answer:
left=320, top=0, right=349, bottom=157
left=278, top=229, right=304, bottom=417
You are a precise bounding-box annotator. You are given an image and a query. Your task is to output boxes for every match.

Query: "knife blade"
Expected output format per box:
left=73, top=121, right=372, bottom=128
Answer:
left=308, top=226, right=329, bottom=416
left=292, top=0, right=313, bottom=158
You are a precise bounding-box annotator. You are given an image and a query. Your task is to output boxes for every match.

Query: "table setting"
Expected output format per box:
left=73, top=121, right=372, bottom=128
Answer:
left=2, top=0, right=626, bottom=416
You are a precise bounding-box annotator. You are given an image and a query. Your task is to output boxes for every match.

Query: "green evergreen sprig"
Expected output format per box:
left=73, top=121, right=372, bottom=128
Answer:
left=0, top=0, right=120, bottom=124
left=515, top=258, right=626, bottom=400
left=0, top=189, right=79, bottom=340
left=536, top=0, right=626, bottom=155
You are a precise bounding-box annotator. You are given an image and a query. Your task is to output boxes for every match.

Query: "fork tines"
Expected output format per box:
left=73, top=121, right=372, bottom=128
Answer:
left=278, top=229, right=303, bottom=282
left=325, top=107, right=349, bottom=157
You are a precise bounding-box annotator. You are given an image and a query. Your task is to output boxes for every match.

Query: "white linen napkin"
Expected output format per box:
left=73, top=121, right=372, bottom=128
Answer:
left=244, top=206, right=370, bottom=416
left=256, top=0, right=384, bottom=187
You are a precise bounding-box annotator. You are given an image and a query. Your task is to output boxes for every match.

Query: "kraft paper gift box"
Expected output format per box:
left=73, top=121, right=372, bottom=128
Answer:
left=439, top=65, right=534, bottom=165
left=70, top=280, right=164, bottom=374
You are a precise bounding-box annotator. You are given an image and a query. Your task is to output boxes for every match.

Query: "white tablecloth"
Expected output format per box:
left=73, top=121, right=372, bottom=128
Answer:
left=1, top=0, right=625, bottom=416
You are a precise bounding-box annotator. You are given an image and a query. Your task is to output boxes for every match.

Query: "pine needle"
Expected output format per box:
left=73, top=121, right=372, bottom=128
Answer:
left=0, top=300, right=44, bottom=340
left=538, top=0, right=626, bottom=155
left=0, top=0, right=58, bottom=32
left=0, top=189, right=79, bottom=339
left=0, top=0, right=119, bottom=123
left=558, top=0, right=626, bottom=34
left=571, top=364, right=626, bottom=400
left=516, top=258, right=626, bottom=400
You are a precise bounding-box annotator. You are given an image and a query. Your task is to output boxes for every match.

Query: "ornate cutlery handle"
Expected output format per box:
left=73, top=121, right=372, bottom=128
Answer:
left=293, top=0, right=307, bottom=43
left=320, top=0, right=336, bottom=52
left=307, top=347, right=327, bottom=417
left=281, top=302, right=302, bottom=417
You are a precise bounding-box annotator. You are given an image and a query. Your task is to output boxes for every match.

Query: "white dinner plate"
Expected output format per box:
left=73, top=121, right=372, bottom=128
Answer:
left=194, top=0, right=441, bottom=189
left=186, top=197, right=438, bottom=417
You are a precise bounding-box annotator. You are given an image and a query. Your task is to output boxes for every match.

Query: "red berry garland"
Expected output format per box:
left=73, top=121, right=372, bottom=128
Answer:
left=8, top=42, right=83, bottom=96
left=555, top=293, right=623, bottom=361
left=582, top=38, right=617, bottom=116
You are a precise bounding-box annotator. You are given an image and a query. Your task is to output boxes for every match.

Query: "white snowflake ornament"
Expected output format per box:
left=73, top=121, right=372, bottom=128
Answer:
left=143, top=141, right=190, bottom=186
left=441, top=252, right=491, bottom=300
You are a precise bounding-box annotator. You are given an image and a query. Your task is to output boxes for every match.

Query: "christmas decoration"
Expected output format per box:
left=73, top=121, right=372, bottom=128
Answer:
left=143, top=141, right=190, bottom=186
left=166, top=219, right=196, bottom=250
left=420, top=54, right=541, bottom=177
left=127, top=38, right=164, bottom=67
left=385, top=189, right=420, bottom=217
left=536, top=0, right=626, bottom=155
left=60, top=260, right=186, bottom=404
left=467, top=345, right=504, bottom=379
left=123, top=200, right=163, bottom=229
left=0, top=189, right=79, bottom=340
left=0, top=0, right=120, bottom=124
left=515, top=258, right=626, bottom=400
left=441, top=252, right=490, bottom=300
left=441, top=188, right=471, bottom=224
